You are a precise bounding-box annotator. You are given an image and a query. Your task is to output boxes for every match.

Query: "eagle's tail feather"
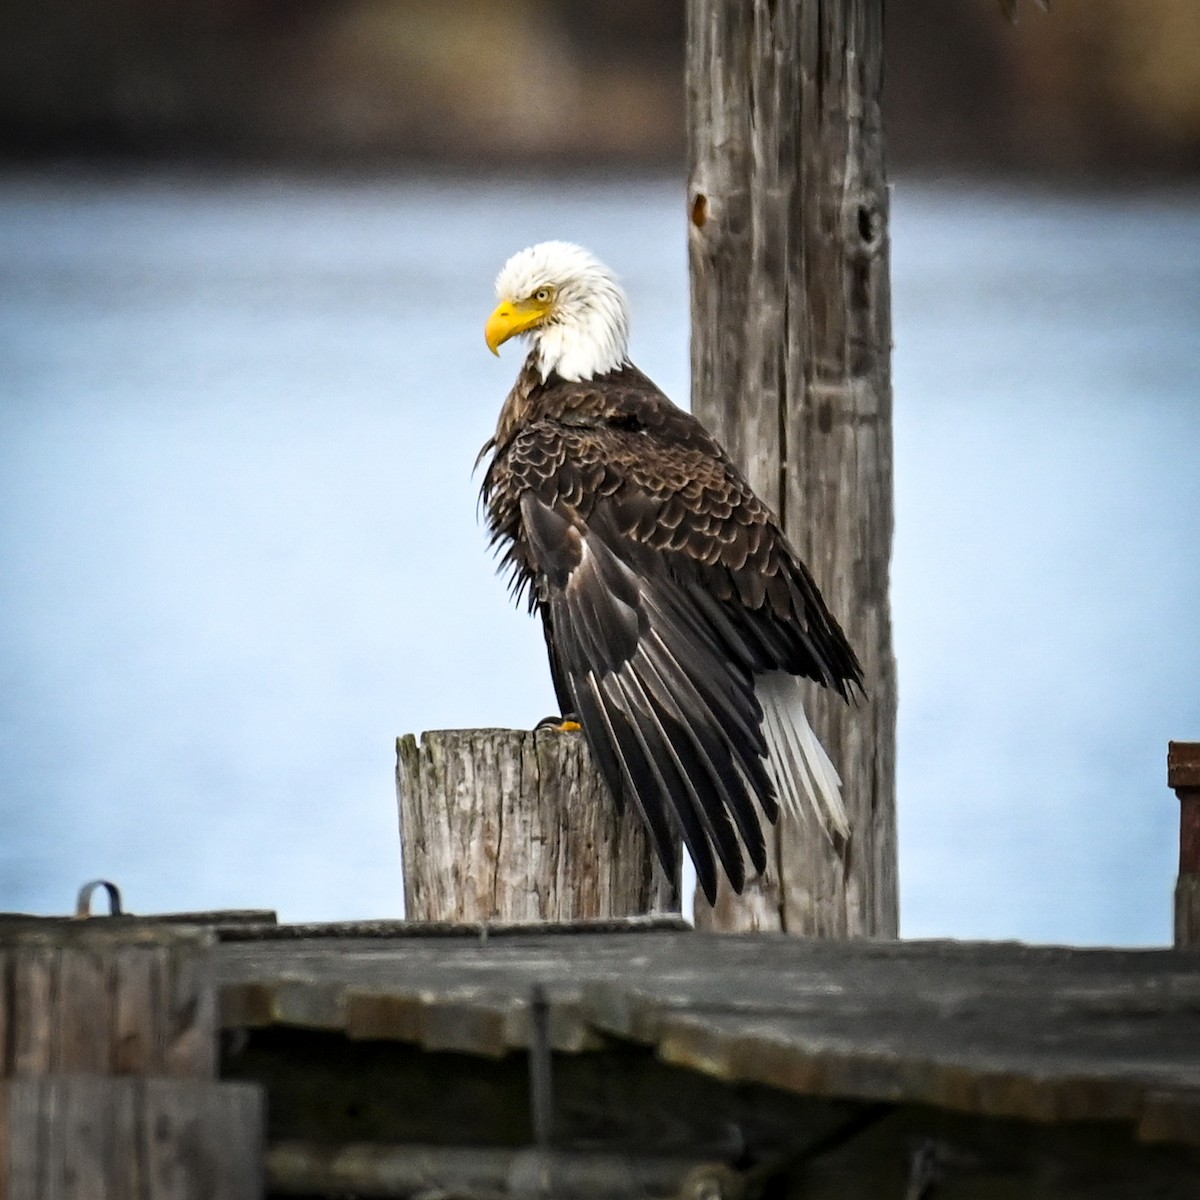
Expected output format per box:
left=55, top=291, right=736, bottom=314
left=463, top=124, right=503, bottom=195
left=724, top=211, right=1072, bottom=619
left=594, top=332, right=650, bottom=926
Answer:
left=756, top=670, right=850, bottom=842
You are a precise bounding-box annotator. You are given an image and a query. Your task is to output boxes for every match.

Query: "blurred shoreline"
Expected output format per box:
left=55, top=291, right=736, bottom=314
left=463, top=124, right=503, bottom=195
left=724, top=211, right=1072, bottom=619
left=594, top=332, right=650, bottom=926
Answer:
left=3, top=1, right=1199, bottom=181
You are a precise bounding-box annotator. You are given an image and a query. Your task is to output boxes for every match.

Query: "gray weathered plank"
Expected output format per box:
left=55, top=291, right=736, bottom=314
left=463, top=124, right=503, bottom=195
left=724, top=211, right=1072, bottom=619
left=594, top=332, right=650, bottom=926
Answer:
left=0, top=1077, right=264, bottom=1200
left=647, top=1007, right=1199, bottom=1127
left=111, top=942, right=163, bottom=1075
left=267, top=1141, right=722, bottom=1199
left=213, top=929, right=1200, bottom=1141
left=0, top=911, right=277, bottom=929
left=1177, top=877, right=1200, bottom=950
left=397, top=728, right=678, bottom=922
left=5, top=944, right=57, bottom=1076
left=687, top=0, right=897, bottom=936
left=0, top=925, right=217, bottom=1079
left=216, top=914, right=686, bottom=941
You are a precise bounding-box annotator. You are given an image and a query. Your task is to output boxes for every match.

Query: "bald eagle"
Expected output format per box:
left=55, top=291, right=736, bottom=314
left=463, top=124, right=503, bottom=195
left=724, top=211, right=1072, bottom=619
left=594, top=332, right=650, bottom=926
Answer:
left=479, top=242, right=862, bottom=904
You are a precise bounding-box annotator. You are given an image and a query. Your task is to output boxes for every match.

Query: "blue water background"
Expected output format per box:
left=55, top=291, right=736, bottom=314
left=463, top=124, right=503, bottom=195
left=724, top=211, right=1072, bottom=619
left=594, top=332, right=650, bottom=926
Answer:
left=2, top=171, right=1197, bottom=942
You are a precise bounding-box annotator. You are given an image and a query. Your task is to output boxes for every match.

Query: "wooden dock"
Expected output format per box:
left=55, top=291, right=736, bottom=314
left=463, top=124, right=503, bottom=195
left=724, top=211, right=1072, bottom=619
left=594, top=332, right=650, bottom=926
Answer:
left=3, top=742, right=1195, bottom=1195
left=4, top=913, right=1198, bottom=1197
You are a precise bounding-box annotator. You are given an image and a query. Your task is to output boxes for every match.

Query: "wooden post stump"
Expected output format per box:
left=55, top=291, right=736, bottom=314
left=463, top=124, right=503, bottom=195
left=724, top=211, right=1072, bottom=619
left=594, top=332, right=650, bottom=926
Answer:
left=397, top=728, right=679, bottom=922
left=1168, top=741, right=1200, bottom=948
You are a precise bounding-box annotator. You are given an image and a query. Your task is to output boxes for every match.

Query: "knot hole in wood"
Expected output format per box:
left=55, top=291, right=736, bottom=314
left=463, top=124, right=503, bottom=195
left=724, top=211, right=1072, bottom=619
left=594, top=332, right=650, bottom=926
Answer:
left=844, top=195, right=884, bottom=259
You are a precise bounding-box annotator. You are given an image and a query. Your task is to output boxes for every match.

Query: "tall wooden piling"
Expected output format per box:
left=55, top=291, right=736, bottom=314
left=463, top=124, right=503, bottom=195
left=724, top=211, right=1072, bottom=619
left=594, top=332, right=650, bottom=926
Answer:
left=397, top=728, right=679, bottom=922
left=1169, top=741, right=1200, bottom=948
left=686, top=0, right=898, bottom=936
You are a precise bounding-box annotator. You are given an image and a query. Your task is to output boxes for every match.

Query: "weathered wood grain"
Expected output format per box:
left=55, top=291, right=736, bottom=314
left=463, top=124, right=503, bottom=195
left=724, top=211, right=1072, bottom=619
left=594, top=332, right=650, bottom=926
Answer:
left=0, top=925, right=216, bottom=1079
left=213, top=928, right=1200, bottom=1144
left=267, top=1141, right=721, bottom=1198
left=397, top=728, right=679, bottom=922
left=686, top=0, right=898, bottom=935
left=1176, top=877, right=1200, bottom=950
left=0, top=1076, right=263, bottom=1200
left=217, top=914, right=686, bottom=941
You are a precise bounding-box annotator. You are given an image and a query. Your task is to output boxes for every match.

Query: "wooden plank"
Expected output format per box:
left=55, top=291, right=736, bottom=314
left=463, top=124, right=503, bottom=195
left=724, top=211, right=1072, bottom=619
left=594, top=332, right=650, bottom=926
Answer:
left=0, top=1075, right=141, bottom=1200
left=56, top=939, right=110, bottom=1072
left=0, top=911, right=277, bottom=930
left=161, top=930, right=217, bottom=1078
left=267, top=1141, right=721, bottom=1198
left=213, top=930, right=1200, bottom=1142
left=111, top=942, right=164, bottom=1075
left=397, top=729, right=678, bottom=922
left=140, top=1078, right=264, bottom=1199
left=343, top=990, right=516, bottom=1056
left=5, top=946, right=57, bottom=1075
left=0, top=1077, right=263, bottom=1200
left=217, top=914, right=687, bottom=941
left=0, top=926, right=216, bottom=1079
left=130, top=908, right=277, bottom=926
left=216, top=929, right=1200, bottom=1024
left=1176, top=876, right=1200, bottom=951
left=0, top=949, right=7, bottom=1078
left=646, top=1008, right=1200, bottom=1133
left=686, top=0, right=897, bottom=936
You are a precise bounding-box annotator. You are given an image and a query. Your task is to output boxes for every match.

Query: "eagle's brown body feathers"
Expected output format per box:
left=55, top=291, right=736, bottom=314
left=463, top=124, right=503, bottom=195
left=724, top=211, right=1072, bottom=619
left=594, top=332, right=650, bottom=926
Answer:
left=480, top=355, right=862, bottom=901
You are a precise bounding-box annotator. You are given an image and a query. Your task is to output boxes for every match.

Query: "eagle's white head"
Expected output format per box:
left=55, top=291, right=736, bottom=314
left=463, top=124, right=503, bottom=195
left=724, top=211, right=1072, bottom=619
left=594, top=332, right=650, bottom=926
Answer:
left=485, top=241, right=630, bottom=383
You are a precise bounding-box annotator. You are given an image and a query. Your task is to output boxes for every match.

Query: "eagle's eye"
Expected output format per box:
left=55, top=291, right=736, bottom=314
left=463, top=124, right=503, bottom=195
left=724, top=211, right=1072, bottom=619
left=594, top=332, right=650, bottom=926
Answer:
left=533, top=287, right=552, bottom=304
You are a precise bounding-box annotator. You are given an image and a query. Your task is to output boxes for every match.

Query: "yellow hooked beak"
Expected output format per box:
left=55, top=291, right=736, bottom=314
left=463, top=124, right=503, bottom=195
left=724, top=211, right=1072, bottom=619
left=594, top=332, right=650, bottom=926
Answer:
left=485, top=297, right=552, bottom=356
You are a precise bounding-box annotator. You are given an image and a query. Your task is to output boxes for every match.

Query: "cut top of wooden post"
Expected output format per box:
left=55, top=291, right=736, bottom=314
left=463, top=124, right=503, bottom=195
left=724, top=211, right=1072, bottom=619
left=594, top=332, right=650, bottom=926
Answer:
left=397, top=728, right=679, bottom=923
left=1168, top=741, right=1200, bottom=791
left=1169, top=741, right=1200, bottom=880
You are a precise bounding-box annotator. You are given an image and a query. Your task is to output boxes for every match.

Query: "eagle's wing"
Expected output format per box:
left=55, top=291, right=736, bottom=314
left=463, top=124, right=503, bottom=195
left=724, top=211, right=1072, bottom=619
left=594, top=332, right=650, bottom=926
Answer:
left=500, top=397, right=861, bottom=904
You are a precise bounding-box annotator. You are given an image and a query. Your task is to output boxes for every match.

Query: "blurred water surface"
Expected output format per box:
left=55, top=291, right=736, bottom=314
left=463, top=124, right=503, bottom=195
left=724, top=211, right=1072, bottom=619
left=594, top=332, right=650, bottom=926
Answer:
left=1, top=171, right=1197, bottom=942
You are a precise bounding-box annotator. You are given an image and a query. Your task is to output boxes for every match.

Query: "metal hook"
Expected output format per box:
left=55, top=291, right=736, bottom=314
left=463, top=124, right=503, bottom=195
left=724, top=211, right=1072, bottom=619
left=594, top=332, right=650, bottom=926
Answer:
left=74, top=879, right=125, bottom=918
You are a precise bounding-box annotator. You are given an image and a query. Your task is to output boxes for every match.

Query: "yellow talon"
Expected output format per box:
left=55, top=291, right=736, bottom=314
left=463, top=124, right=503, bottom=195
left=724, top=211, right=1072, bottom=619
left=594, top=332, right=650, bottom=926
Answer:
left=535, top=715, right=582, bottom=733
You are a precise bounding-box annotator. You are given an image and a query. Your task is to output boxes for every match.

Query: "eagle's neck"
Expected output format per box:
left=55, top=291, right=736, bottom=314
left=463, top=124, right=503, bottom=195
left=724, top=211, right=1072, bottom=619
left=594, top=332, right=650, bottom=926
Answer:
left=532, top=284, right=629, bottom=383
